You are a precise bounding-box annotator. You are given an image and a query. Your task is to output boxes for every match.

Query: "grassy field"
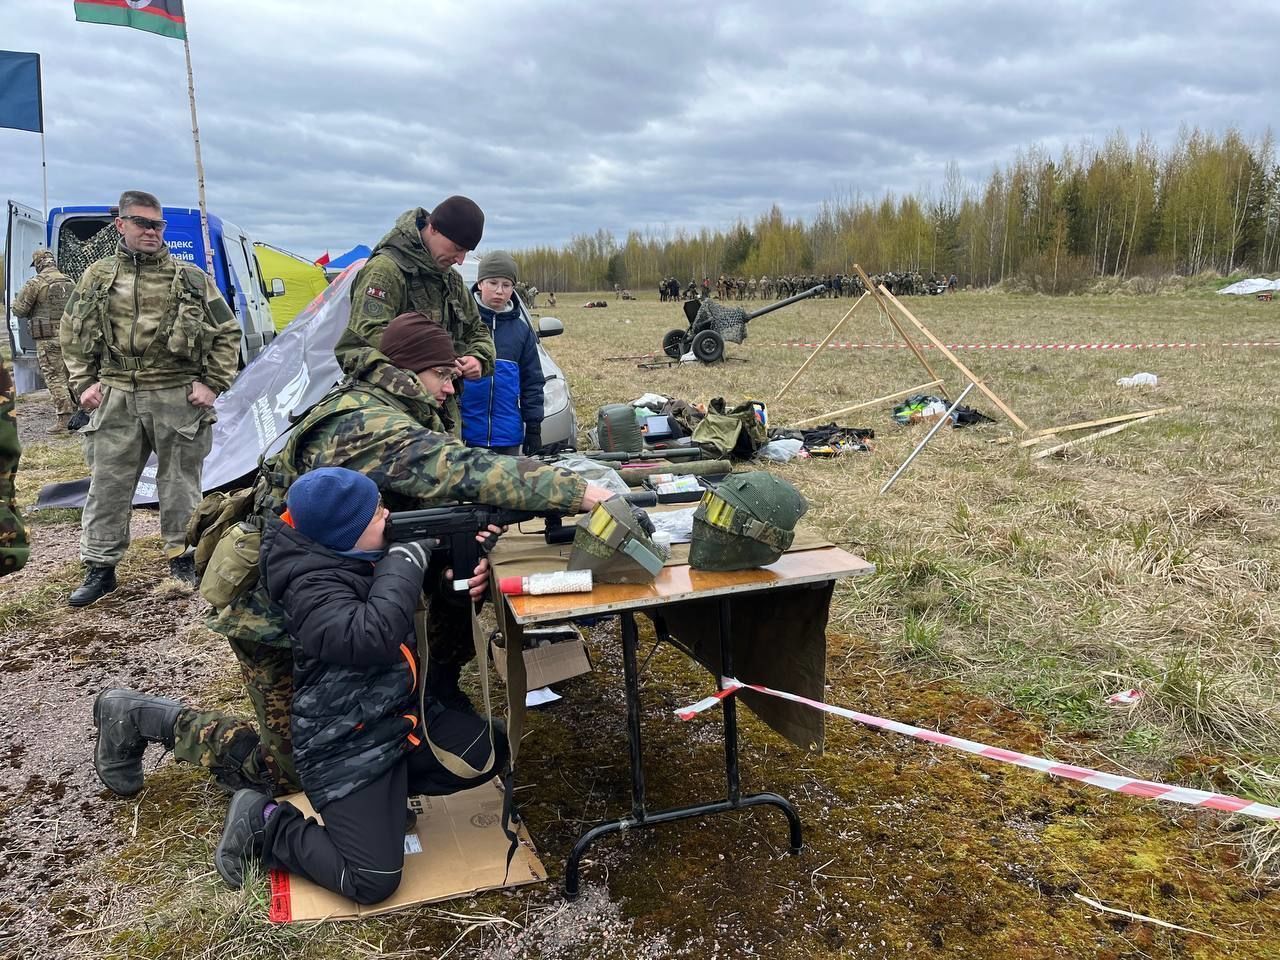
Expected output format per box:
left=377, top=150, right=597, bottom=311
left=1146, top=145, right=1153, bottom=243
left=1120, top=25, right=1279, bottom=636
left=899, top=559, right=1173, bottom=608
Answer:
left=6, top=287, right=1280, bottom=959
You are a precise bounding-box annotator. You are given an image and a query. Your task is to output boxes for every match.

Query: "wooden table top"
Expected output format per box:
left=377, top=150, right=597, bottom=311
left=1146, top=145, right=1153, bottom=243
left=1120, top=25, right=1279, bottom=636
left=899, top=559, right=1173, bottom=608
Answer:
left=503, top=546, right=875, bottom=625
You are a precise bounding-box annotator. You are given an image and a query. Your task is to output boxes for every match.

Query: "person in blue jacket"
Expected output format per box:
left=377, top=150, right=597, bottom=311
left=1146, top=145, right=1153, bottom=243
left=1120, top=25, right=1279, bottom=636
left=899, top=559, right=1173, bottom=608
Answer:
left=461, top=251, right=545, bottom=455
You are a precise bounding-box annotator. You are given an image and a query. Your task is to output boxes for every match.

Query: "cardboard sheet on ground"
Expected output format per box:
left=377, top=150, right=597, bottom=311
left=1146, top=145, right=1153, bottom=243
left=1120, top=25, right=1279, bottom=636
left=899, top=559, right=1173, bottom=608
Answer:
left=267, top=779, right=545, bottom=923
left=489, top=506, right=834, bottom=760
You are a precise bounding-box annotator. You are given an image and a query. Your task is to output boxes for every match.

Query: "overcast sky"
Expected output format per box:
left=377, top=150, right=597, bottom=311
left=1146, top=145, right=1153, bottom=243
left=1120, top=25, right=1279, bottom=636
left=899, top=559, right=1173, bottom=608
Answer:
left=2, top=0, right=1277, bottom=259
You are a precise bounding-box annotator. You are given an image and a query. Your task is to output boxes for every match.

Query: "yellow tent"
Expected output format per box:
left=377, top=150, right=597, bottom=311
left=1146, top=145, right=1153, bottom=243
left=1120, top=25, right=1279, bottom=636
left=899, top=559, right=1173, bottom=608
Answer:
left=253, top=243, right=330, bottom=332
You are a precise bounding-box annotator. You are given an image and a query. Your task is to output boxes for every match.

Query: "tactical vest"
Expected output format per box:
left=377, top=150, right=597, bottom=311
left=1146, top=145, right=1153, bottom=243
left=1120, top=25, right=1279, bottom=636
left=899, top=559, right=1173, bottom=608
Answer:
left=65, top=257, right=211, bottom=373
left=28, top=272, right=74, bottom=339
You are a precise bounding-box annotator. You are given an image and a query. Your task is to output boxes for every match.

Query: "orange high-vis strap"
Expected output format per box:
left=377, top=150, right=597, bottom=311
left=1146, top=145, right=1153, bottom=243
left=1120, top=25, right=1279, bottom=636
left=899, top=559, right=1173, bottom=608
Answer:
left=280, top=508, right=296, bottom=528
left=400, top=643, right=418, bottom=691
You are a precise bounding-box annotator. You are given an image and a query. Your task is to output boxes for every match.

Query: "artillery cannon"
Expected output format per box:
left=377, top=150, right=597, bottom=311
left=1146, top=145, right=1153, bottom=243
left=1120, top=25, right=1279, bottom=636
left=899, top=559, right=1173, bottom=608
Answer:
left=661, top=284, right=826, bottom=363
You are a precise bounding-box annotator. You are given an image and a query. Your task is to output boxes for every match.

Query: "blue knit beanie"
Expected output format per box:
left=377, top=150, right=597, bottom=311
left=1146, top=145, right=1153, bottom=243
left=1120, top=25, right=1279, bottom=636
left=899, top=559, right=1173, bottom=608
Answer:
left=285, top=467, right=381, bottom=552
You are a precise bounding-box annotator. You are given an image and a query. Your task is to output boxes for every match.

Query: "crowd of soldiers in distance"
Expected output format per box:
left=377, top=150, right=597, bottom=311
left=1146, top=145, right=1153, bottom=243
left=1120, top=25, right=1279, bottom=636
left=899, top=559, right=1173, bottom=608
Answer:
left=657, top=271, right=959, bottom=302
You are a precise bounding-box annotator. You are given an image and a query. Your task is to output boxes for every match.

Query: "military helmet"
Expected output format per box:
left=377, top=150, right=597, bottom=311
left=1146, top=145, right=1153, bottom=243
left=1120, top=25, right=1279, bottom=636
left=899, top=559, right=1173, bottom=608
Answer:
left=689, top=472, right=807, bottom=571
left=31, top=248, right=55, bottom=269
left=568, top=497, right=666, bottom=584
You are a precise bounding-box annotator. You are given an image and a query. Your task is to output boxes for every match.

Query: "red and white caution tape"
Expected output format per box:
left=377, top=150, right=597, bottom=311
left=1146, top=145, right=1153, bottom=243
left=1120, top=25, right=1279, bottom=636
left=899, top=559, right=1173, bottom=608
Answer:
left=766, top=340, right=1280, bottom=351
left=677, top=678, right=1280, bottom=822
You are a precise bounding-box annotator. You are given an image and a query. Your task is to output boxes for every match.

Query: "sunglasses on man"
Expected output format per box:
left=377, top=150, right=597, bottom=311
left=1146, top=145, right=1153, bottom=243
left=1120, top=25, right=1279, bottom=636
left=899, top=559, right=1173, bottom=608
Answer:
left=121, top=215, right=168, bottom=232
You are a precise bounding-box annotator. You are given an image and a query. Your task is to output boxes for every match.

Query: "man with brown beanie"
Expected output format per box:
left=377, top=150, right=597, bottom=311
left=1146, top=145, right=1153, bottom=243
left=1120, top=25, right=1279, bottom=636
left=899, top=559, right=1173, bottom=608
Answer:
left=338, top=197, right=494, bottom=435
left=94, top=311, right=615, bottom=801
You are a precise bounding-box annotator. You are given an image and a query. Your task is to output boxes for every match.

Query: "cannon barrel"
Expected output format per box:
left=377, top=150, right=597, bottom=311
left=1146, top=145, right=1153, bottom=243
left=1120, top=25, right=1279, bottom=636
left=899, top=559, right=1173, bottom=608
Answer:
left=742, top=284, right=826, bottom=323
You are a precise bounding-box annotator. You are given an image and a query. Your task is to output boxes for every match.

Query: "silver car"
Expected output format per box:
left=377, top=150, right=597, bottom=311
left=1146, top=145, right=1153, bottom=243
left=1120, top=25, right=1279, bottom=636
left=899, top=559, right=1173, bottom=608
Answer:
left=455, top=257, right=576, bottom=452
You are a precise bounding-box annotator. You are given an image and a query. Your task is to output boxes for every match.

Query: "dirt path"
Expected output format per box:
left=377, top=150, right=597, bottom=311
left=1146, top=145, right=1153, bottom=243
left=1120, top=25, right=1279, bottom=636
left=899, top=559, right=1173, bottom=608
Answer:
left=1, top=400, right=236, bottom=959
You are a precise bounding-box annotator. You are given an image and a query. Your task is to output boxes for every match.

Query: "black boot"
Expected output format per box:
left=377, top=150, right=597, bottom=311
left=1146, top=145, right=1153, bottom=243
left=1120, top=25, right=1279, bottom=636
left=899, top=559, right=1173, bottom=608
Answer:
left=69, top=564, right=117, bottom=607
left=426, top=661, right=475, bottom=714
left=93, top=689, right=182, bottom=797
left=216, top=789, right=271, bottom=889
left=168, top=554, right=198, bottom=585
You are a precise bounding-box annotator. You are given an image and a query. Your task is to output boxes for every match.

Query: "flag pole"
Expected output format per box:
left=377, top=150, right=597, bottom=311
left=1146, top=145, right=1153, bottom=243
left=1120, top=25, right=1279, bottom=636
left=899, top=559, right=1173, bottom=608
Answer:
left=181, top=22, right=214, bottom=274
left=36, top=53, right=47, bottom=218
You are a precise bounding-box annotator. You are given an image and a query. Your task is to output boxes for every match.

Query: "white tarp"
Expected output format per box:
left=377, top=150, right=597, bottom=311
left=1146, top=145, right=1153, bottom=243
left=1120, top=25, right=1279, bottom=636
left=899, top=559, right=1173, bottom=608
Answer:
left=1217, top=278, right=1280, bottom=295
left=35, top=262, right=363, bottom=509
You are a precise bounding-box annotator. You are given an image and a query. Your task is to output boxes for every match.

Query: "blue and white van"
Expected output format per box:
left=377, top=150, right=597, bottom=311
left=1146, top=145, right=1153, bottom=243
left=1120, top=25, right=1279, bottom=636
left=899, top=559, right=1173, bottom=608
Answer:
left=5, top=199, right=277, bottom=394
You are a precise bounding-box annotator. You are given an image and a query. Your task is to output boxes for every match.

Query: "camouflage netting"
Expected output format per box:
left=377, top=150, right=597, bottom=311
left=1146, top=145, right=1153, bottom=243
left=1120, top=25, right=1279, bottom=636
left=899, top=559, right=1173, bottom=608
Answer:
left=58, top=222, right=117, bottom=282
left=692, top=301, right=750, bottom=343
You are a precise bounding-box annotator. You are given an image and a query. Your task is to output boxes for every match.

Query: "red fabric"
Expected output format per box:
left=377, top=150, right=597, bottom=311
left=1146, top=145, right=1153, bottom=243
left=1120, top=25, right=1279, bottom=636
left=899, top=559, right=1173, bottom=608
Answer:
left=314, top=251, right=331, bottom=266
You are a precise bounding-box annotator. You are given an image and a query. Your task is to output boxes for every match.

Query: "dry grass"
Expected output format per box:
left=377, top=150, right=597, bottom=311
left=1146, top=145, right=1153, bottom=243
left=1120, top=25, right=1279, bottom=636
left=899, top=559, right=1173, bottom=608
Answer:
left=8, top=288, right=1280, bottom=958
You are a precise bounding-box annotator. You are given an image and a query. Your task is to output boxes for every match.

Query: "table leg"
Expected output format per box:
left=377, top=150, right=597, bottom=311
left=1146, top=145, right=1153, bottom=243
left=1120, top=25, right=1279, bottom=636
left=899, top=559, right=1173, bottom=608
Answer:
left=563, top=603, right=803, bottom=900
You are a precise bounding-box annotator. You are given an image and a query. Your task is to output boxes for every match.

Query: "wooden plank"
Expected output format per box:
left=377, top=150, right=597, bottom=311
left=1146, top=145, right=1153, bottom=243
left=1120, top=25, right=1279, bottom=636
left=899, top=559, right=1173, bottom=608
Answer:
left=1015, top=406, right=1183, bottom=446
left=851, top=264, right=944, bottom=386
left=774, top=293, right=867, bottom=400
left=503, top=546, right=876, bottom=625
left=875, top=283, right=1031, bottom=432
left=790, top=379, right=944, bottom=427
left=1030, top=415, right=1156, bottom=460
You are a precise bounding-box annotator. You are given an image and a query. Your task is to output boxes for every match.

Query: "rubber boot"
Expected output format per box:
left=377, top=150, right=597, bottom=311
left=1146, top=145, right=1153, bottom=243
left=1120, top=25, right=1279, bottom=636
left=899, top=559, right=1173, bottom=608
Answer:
left=93, top=689, right=183, bottom=797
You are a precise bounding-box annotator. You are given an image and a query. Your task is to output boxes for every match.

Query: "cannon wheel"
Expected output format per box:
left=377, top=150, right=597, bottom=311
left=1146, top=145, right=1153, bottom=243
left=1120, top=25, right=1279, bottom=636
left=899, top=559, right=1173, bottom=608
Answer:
left=691, top=329, right=725, bottom=363
left=662, top=329, right=689, bottom=359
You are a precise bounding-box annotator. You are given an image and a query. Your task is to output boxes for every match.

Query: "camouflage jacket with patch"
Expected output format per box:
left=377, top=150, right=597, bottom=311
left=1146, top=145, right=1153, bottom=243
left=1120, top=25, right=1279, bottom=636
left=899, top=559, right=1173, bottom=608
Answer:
left=59, top=241, right=241, bottom=395
left=209, top=349, right=587, bottom=648
left=0, top=359, right=29, bottom=576
left=11, top=265, right=74, bottom=339
left=336, top=207, right=495, bottom=378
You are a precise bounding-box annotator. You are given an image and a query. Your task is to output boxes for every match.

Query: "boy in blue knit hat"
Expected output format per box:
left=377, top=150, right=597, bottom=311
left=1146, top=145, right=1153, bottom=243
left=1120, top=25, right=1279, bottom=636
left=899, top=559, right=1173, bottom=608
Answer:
left=214, top=466, right=508, bottom=904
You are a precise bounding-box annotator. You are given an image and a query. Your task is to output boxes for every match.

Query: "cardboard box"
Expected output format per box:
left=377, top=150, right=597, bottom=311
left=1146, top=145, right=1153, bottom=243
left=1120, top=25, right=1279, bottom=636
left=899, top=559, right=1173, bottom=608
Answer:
left=268, top=779, right=545, bottom=922
left=490, top=624, right=592, bottom=690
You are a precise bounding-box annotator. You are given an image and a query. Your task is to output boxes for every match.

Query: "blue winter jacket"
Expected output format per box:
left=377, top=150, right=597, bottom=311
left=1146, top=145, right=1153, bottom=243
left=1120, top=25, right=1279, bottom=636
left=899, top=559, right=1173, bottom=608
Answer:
left=460, top=288, right=545, bottom=448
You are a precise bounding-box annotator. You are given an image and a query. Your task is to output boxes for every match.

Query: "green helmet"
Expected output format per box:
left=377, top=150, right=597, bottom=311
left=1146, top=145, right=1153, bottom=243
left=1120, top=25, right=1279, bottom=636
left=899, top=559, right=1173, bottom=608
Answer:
left=567, top=497, right=667, bottom=584
left=688, top=472, right=807, bottom=571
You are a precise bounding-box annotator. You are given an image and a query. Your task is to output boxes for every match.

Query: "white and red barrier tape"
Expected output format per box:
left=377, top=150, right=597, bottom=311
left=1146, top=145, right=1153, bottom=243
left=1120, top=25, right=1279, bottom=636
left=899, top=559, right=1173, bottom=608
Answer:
left=765, top=341, right=1280, bottom=351
left=677, top=679, right=1280, bottom=822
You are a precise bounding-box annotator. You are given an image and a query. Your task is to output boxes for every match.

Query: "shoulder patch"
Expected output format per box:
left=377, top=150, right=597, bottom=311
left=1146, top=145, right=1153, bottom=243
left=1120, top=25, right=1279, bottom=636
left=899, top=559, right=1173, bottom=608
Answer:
left=361, top=300, right=386, bottom=318
left=366, top=286, right=387, bottom=301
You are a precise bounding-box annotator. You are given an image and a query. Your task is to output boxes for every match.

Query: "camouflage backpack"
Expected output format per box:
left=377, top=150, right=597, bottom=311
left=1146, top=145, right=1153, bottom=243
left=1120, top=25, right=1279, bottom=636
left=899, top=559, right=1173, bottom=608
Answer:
left=689, top=472, right=807, bottom=571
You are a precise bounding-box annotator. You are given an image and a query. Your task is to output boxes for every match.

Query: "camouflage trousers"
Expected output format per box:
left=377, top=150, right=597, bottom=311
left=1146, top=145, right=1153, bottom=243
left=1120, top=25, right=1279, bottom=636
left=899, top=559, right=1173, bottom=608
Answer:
left=171, top=632, right=299, bottom=795
left=34, top=338, right=76, bottom=416
left=79, top=384, right=214, bottom=564
left=190, top=551, right=480, bottom=793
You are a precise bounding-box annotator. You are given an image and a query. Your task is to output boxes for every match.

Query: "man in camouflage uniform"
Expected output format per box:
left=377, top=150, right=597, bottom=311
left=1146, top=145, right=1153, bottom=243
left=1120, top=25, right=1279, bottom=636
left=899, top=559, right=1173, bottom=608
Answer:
left=11, top=250, right=77, bottom=431
left=60, top=190, right=241, bottom=605
left=93, top=313, right=614, bottom=797
left=0, top=358, right=29, bottom=576
left=339, top=198, right=494, bottom=435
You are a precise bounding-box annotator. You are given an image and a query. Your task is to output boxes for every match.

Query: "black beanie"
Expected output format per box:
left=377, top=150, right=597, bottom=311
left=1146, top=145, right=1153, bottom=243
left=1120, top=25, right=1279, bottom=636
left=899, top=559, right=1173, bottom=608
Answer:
left=428, top=196, right=484, bottom=250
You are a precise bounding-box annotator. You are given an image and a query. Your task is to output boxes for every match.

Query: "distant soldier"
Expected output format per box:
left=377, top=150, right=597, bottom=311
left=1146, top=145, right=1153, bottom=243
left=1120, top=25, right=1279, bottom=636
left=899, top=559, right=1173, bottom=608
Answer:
left=747, top=276, right=758, bottom=300
left=11, top=249, right=76, bottom=431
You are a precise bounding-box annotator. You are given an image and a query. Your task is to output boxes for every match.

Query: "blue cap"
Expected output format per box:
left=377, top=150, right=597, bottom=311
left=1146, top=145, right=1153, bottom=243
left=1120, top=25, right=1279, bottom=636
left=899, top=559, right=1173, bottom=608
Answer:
left=285, top=467, right=380, bottom=552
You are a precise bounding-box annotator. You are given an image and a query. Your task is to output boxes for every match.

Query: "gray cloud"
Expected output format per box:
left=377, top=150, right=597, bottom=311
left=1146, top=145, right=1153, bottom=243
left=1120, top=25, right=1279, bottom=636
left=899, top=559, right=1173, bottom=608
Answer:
left=2, top=0, right=1277, bottom=257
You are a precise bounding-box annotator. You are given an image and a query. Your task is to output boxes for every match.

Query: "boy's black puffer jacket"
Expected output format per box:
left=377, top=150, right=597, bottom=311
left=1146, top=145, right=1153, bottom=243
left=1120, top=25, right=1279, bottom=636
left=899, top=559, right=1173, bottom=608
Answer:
left=260, top=514, right=424, bottom=809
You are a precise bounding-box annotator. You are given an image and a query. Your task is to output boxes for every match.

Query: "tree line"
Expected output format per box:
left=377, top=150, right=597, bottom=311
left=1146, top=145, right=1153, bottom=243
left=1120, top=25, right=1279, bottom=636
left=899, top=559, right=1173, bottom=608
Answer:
left=516, top=127, right=1279, bottom=294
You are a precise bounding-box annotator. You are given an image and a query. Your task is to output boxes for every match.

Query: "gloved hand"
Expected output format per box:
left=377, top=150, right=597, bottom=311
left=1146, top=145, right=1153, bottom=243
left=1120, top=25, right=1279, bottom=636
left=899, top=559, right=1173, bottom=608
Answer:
left=521, top=429, right=542, bottom=456
left=387, top=540, right=431, bottom=570
left=627, top=502, right=656, bottom=537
